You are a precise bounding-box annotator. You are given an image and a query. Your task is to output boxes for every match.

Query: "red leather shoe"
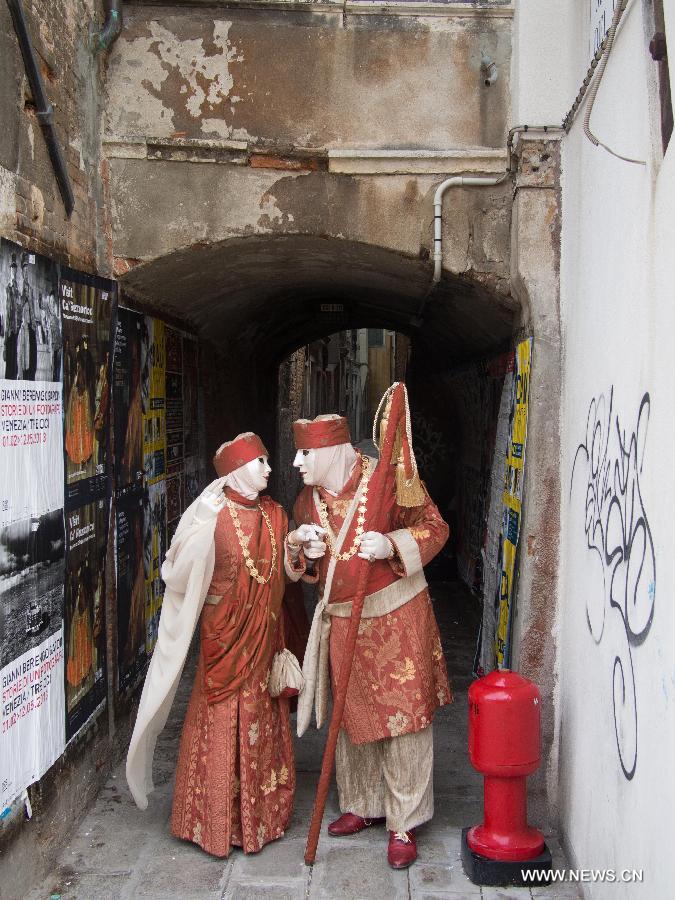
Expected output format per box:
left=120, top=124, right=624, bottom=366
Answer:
left=327, top=813, right=386, bottom=836
left=387, top=830, right=417, bottom=868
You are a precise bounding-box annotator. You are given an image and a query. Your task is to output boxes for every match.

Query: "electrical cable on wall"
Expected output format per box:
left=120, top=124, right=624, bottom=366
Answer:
left=583, top=0, right=646, bottom=166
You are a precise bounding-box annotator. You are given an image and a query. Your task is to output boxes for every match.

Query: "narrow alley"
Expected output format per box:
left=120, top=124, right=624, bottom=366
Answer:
left=25, top=581, right=577, bottom=900
left=2, top=1, right=673, bottom=898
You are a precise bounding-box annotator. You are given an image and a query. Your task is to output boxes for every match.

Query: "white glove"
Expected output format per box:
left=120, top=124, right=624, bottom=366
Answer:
left=357, top=531, right=393, bottom=562
left=288, top=524, right=328, bottom=560
left=193, top=477, right=227, bottom=525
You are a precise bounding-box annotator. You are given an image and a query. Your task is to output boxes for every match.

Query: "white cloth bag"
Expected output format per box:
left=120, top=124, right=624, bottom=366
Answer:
left=268, top=648, right=305, bottom=698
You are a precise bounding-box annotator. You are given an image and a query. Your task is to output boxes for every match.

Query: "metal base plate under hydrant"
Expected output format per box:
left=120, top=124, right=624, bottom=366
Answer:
left=461, top=828, right=553, bottom=887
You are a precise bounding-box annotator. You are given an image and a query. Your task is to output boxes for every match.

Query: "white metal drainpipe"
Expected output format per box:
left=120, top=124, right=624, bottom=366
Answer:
left=433, top=174, right=508, bottom=284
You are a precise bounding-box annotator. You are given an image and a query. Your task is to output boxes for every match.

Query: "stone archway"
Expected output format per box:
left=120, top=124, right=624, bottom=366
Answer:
left=112, top=132, right=563, bottom=827
left=116, top=233, right=517, bottom=449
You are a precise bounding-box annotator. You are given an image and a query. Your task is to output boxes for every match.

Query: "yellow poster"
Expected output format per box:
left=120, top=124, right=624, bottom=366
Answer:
left=495, top=337, right=532, bottom=667
left=142, top=318, right=166, bottom=485
left=141, top=318, right=166, bottom=653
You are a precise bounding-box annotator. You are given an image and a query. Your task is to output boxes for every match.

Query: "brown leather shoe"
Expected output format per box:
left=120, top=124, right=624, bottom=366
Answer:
left=327, top=813, right=386, bottom=836
left=387, top=830, right=417, bottom=868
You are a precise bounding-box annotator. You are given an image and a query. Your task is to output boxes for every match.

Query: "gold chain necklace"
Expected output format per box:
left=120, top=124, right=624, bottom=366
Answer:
left=317, top=454, right=371, bottom=561
left=225, top=498, right=278, bottom=585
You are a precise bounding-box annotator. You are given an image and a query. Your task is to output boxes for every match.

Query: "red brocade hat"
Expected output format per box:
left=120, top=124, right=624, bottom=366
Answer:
left=292, top=415, right=351, bottom=450
left=213, top=432, right=268, bottom=476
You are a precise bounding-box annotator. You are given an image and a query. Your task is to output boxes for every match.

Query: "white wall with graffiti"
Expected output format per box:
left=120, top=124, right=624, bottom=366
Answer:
left=516, top=1, right=674, bottom=896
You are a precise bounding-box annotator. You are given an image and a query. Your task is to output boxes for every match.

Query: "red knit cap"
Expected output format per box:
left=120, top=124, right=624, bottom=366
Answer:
left=292, top=415, right=351, bottom=450
left=213, top=432, right=268, bottom=476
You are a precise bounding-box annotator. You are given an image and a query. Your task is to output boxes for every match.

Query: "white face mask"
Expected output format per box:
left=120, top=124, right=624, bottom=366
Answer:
left=293, top=448, right=318, bottom=486
left=293, top=444, right=357, bottom=494
left=225, top=455, right=271, bottom=499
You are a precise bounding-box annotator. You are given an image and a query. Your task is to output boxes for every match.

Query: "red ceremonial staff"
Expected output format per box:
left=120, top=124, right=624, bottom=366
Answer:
left=304, top=381, right=421, bottom=864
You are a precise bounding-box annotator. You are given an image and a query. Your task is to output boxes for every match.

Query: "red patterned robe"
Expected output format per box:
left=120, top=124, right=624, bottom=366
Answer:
left=171, top=495, right=295, bottom=857
left=292, top=455, right=452, bottom=744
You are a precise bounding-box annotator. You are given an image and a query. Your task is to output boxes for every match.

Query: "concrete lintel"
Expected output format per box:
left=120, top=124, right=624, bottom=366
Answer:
left=346, top=1, right=514, bottom=17
left=103, top=137, right=249, bottom=164
left=329, top=147, right=508, bottom=175
left=103, top=140, right=148, bottom=160
left=148, top=136, right=249, bottom=152
left=132, top=1, right=514, bottom=19
left=511, top=128, right=565, bottom=155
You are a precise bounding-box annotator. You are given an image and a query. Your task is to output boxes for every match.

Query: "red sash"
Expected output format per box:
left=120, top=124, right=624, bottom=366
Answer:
left=201, top=492, right=285, bottom=704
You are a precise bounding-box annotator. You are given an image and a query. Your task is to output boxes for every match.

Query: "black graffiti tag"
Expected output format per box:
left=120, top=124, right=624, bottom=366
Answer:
left=571, top=389, right=655, bottom=780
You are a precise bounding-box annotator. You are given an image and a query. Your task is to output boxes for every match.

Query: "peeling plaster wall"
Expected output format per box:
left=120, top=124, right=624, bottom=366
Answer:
left=509, top=135, right=562, bottom=831
left=104, top=3, right=515, bottom=294
left=109, top=160, right=513, bottom=295
left=105, top=4, right=511, bottom=150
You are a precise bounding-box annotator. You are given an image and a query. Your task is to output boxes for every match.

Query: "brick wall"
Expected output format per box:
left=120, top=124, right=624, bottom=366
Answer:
left=0, top=6, right=116, bottom=897
left=0, top=0, right=108, bottom=273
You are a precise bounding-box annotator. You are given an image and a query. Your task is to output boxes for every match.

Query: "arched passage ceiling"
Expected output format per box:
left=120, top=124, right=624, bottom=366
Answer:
left=119, top=235, right=517, bottom=367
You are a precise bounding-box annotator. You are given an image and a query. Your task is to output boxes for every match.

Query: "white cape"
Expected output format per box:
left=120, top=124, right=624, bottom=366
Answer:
left=125, top=493, right=218, bottom=809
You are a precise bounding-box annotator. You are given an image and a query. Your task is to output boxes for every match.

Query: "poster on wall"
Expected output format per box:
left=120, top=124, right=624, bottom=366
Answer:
left=60, top=268, right=114, bottom=509
left=143, top=480, right=166, bottom=653
left=114, top=310, right=166, bottom=688
left=182, top=335, right=201, bottom=508
left=165, top=371, right=184, bottom=477
left=0, top=382, right=64, bottom=529
left=114, top=315, right=199, bottom=690
left=0, top=239, right=66, bottom=807
left=113, top=308, right=144, bottom=496
left=165, top=326, right=184, bottom=477
left=165, top=470, right=183, bottom=545
left=0, top=240, right=63, bottom=527
left=142, top=317, right=166, bottom=484
left=115, top=491, right=146, bottom=693
left=63, top=499, right=107, bottom=740
left=1, top=625, right=65, bottom=809
left=184, top=456, right=201, bottom=511
left=165, top=327, right=184, bottom=543
left=0, top=238, right=60, bottom=385
left=183, top=336, right=198, bottom=458
left=140, top=317, right=166, bottom=653
left=475, top=351, right=516, bottom=677
left=495, top=337, right=532, bottom=669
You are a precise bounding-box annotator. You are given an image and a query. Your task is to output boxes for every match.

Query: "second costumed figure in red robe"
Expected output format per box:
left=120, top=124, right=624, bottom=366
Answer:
left=284, top=408, right=452, bottom=868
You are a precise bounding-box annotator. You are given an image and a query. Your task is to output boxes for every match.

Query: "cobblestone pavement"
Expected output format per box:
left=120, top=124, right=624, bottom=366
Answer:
left=26, top=582, right=579, bottom=900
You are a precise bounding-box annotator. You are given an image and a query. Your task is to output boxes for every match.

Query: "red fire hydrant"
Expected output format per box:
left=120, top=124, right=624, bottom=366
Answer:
left=461, top=670, right=551, bottom=886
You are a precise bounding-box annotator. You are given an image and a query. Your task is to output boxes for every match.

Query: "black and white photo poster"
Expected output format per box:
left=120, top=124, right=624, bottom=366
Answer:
left=0, top=239, right=65, bottom=808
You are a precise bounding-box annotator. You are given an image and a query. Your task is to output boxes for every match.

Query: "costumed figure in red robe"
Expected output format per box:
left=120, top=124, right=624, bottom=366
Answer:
left=284, top=409, right=452, bottom=868
left=126, top=433, right=303, bottom=858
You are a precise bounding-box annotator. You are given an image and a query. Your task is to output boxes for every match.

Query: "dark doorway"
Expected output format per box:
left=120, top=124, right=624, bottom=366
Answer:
left=119, top=234, right=520, bottom=670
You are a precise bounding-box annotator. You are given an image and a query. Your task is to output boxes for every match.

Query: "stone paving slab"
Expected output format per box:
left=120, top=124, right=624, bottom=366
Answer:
left=308, top=842, right=410, bottom=899
left=223, top=883, right=307, bottom=900
left=23, top=583, right=579, bottom=900
left=482, top=889, right=535, bottom=900
left=228, top=837, right=309, bottom=883
left=410, top=860, right=481, bottom=895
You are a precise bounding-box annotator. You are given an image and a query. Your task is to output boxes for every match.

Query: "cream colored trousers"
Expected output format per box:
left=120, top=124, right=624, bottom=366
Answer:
left=335, top=724, right=434, bottom=833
